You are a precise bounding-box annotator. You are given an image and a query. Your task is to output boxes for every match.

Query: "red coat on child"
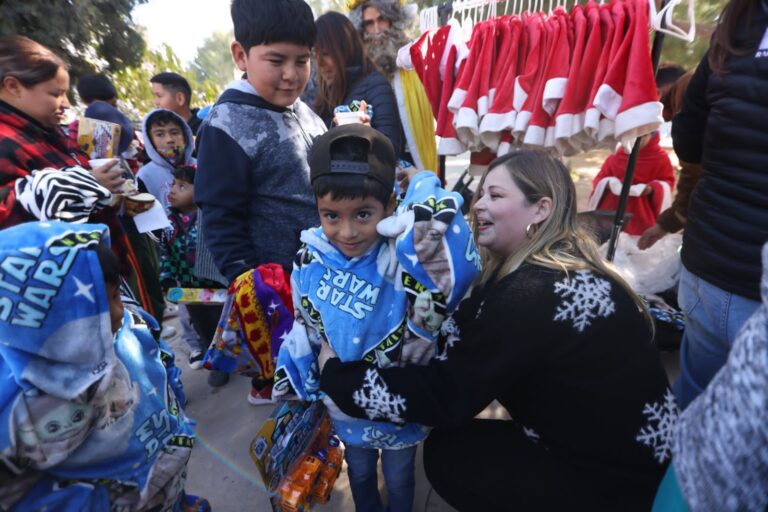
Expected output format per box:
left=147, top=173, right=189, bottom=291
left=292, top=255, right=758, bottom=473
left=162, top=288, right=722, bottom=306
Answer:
left=588, top=133, right=674, bottom=236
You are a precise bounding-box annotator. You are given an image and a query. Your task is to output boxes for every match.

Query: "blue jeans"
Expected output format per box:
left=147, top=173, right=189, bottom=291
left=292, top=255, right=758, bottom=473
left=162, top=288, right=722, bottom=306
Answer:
left=674, top=266, right=760, bottom=409
left=344, top=445, right=417, bottom=512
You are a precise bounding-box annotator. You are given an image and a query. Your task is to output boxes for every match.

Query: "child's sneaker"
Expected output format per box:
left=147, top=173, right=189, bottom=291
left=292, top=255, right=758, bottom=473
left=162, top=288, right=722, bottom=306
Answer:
left=188, top=350, right=204, bottom=370
left=247, top=384, right=273, bottom=405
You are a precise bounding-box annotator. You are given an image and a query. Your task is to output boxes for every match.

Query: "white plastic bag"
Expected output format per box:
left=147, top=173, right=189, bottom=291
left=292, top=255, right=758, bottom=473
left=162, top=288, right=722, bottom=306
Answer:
left=600, top=233, right=683, bottom=295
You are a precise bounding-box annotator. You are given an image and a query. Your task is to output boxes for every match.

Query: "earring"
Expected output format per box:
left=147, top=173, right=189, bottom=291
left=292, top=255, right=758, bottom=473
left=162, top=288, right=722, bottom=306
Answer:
left=525, top=222, right=537, bottom=239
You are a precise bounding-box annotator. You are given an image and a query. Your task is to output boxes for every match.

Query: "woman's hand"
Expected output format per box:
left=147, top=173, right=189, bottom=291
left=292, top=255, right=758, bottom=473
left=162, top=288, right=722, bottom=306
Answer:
left=91, top=159, right=126, bottom=193
left=318, top=339, right=338, bottom=373
left=637, top=223, right=668, bottom=250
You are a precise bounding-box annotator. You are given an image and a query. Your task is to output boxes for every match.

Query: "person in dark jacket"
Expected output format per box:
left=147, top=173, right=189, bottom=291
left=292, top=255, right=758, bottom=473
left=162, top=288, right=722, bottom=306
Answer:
left=313, top=11, right=404, bottom=155
left=318, top=151, right=675, bottom=511
left=669, top=0, right=768, bottom=409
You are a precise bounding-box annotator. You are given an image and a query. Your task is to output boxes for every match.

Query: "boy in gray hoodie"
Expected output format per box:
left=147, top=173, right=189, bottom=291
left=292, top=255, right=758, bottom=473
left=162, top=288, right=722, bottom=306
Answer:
left=137, top=109, right=195, bottom=214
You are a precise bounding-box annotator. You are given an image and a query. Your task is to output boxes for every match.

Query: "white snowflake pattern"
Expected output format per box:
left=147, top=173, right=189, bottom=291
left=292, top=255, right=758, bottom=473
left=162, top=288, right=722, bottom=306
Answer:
left=636, top=388, right=679, bottom=463
left=353, top=368, right=407, bottom=423
left=522, top=426, right=541, bottom=443
left=553, top=271, right=615, bottom=332
left=436, top=316, right=460, bottom=361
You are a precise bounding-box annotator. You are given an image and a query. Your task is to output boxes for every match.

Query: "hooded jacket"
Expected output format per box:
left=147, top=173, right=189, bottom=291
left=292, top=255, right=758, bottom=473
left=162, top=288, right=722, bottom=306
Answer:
left=0, top=222, right=195, bottom=511
left=194, top=80, right=327, bottom=282
left=274, top=172, right=480, bottom=449
left=136, top=109, right=195, bottom=213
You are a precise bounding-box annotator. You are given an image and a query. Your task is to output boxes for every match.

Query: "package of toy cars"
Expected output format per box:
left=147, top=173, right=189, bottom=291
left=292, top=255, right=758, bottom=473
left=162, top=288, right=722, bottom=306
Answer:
left=250, top=401, right=343, bottom=511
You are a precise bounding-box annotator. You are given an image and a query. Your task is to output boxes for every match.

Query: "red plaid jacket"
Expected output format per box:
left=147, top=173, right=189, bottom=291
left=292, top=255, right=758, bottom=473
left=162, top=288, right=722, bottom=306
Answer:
left=0, top=100, right=90, bottom=227
left=0, top=100, right=137, bottom=281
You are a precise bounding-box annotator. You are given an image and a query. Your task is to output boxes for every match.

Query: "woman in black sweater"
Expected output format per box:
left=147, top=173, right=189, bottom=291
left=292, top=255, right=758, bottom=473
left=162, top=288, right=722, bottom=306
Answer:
left=319, top=151, right=673, bottom=510
left=313, top=11, right=403, bottom=155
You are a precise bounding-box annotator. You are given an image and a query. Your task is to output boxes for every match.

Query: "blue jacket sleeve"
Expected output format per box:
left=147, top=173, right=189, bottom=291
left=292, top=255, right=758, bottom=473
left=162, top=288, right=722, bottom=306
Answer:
left=672, top=55, right=711, bottom=165
left=194, top=124, right=255, bottom=282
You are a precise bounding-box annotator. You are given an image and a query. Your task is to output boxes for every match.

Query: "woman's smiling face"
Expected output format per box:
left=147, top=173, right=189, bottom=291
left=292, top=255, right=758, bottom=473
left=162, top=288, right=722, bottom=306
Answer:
left=472, top=166, right=541, bottom=257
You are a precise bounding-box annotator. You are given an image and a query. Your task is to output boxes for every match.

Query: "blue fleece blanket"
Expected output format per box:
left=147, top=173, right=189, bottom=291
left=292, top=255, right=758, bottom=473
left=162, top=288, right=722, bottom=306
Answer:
left=0, top=222, right=195, bottom=511
left=274, top=172, right=480, bottom=449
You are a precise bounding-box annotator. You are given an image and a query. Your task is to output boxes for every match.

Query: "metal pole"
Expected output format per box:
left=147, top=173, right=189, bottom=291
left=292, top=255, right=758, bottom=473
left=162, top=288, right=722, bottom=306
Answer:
left=606, top=0, right=669, bottom=261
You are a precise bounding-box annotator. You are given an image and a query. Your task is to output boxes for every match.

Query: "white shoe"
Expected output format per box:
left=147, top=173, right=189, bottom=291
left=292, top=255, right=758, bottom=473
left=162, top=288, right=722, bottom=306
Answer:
left=188, top=350, right=204, bottom=370
left=161, top=325, right=178, bottom=339
left=164, top=304, right=179, bottom=319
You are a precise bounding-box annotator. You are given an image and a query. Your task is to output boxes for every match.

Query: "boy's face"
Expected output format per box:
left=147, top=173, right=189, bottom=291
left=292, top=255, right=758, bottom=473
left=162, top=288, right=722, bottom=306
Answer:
left=168, top=178, right=195, bottom=212
left=231, top=41, right=311, bottom=107
left=106, top=281, right=124, bottom=334
left=317, top=193, right=394, bottom=259
left=149, top=121, right=185, bottom=156
left=151, top=83, right=185, bottom=114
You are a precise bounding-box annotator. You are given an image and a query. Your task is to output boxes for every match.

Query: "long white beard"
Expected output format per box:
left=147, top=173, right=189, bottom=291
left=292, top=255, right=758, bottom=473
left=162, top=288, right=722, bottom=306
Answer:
left=363, top=29, right=410, bottom=82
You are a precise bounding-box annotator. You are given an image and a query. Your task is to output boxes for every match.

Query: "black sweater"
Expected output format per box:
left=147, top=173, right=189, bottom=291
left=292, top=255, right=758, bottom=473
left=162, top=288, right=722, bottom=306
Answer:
left=321, top=264, right=672, bottom=483
left=672, top=5, right=768, bottom=300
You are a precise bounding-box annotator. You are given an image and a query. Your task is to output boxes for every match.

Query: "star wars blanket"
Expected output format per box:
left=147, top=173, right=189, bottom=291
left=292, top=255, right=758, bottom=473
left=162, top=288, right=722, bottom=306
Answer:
left=274, top=171, right=480, bottom=449
left=0, top=222, right=195, bottom=511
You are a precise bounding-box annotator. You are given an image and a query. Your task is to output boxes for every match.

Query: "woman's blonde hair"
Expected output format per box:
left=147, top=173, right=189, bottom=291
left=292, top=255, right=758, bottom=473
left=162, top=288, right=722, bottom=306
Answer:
left=472, top=151, right=651, bottom=322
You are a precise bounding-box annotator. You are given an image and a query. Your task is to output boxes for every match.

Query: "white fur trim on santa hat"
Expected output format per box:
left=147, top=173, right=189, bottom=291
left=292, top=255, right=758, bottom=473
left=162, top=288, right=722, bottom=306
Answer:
left=524, top=125, right=547, bottom=147
left=479, top=111, right=517, bottom=135
left=447, top=88, right=467, bottom=115
left=455, top=107, right=481, bottom=150
left=477, top=95, right=489, bottom=119
left=513, top=110, right=533, bottom=139
left=479, top=111, right=517, bottom=150
left=598, top=117, right=615, bottom=143
left=438, top=136, right=466, bottom=156
left=512, top=77, right=529, bottom=113
left=615, top=101, right=663, bottom=150
left=396, top=42, right=415, bottom=70
left=594, top=83, right=623, bottom=120
left=584, top=107, right=601, bottom=138
left=543, top=77, right=568, bottom=116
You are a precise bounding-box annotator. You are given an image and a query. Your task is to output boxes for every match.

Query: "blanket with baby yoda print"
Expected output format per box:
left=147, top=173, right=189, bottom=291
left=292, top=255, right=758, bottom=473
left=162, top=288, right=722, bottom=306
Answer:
left=0, top=222, right=195, bottom=511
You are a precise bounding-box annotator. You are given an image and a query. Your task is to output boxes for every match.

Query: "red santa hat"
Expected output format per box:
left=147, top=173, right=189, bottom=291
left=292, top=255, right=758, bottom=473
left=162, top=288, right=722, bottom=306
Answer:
left=512, top=13, right=547, bottom=141
left=523, top=14, right=560, bottom=147
left=583, top=2, right=620, bottom=144
left=552, top=3, right=592, bottom=155
left=480, top=16, right=524, bottom=150
left=614, top=0, right=663, bottom=149
left=539, top=8, right=571, bottom=149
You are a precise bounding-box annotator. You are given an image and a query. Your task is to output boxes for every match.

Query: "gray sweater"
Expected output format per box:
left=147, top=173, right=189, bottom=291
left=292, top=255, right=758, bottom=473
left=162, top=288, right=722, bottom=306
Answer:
left=195, top=80, right=326, bottom=282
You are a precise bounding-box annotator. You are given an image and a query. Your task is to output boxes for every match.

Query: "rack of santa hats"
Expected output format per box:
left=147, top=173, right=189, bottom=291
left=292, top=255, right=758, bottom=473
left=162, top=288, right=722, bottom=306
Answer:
left=399, top=0, right=666, bottom=168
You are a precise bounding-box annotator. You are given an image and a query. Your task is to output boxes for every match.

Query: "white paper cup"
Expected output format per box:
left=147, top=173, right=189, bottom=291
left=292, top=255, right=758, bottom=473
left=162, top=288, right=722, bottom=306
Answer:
left=335, top=111, right=364, bottom=125
left=88, top=158, right=119, bottom=171
left=126, top=193, right=155, bottom=204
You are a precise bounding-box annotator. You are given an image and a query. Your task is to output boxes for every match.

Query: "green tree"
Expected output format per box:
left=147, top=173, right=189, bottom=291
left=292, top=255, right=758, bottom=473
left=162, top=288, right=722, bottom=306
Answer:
left=191, top=31, right=237, bottom=91
left=0, top=0, right=148, bottom=83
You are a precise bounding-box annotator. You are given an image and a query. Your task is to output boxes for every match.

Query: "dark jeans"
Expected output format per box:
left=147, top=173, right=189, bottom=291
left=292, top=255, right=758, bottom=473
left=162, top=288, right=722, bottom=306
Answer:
left=184, top=304, right=223, bottom=352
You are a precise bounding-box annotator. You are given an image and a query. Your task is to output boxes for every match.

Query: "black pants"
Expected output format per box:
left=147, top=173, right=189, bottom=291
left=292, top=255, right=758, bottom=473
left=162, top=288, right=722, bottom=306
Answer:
left=423, top=420, right=661, bottom=511
left=184, top=304, right=223, bottom=352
